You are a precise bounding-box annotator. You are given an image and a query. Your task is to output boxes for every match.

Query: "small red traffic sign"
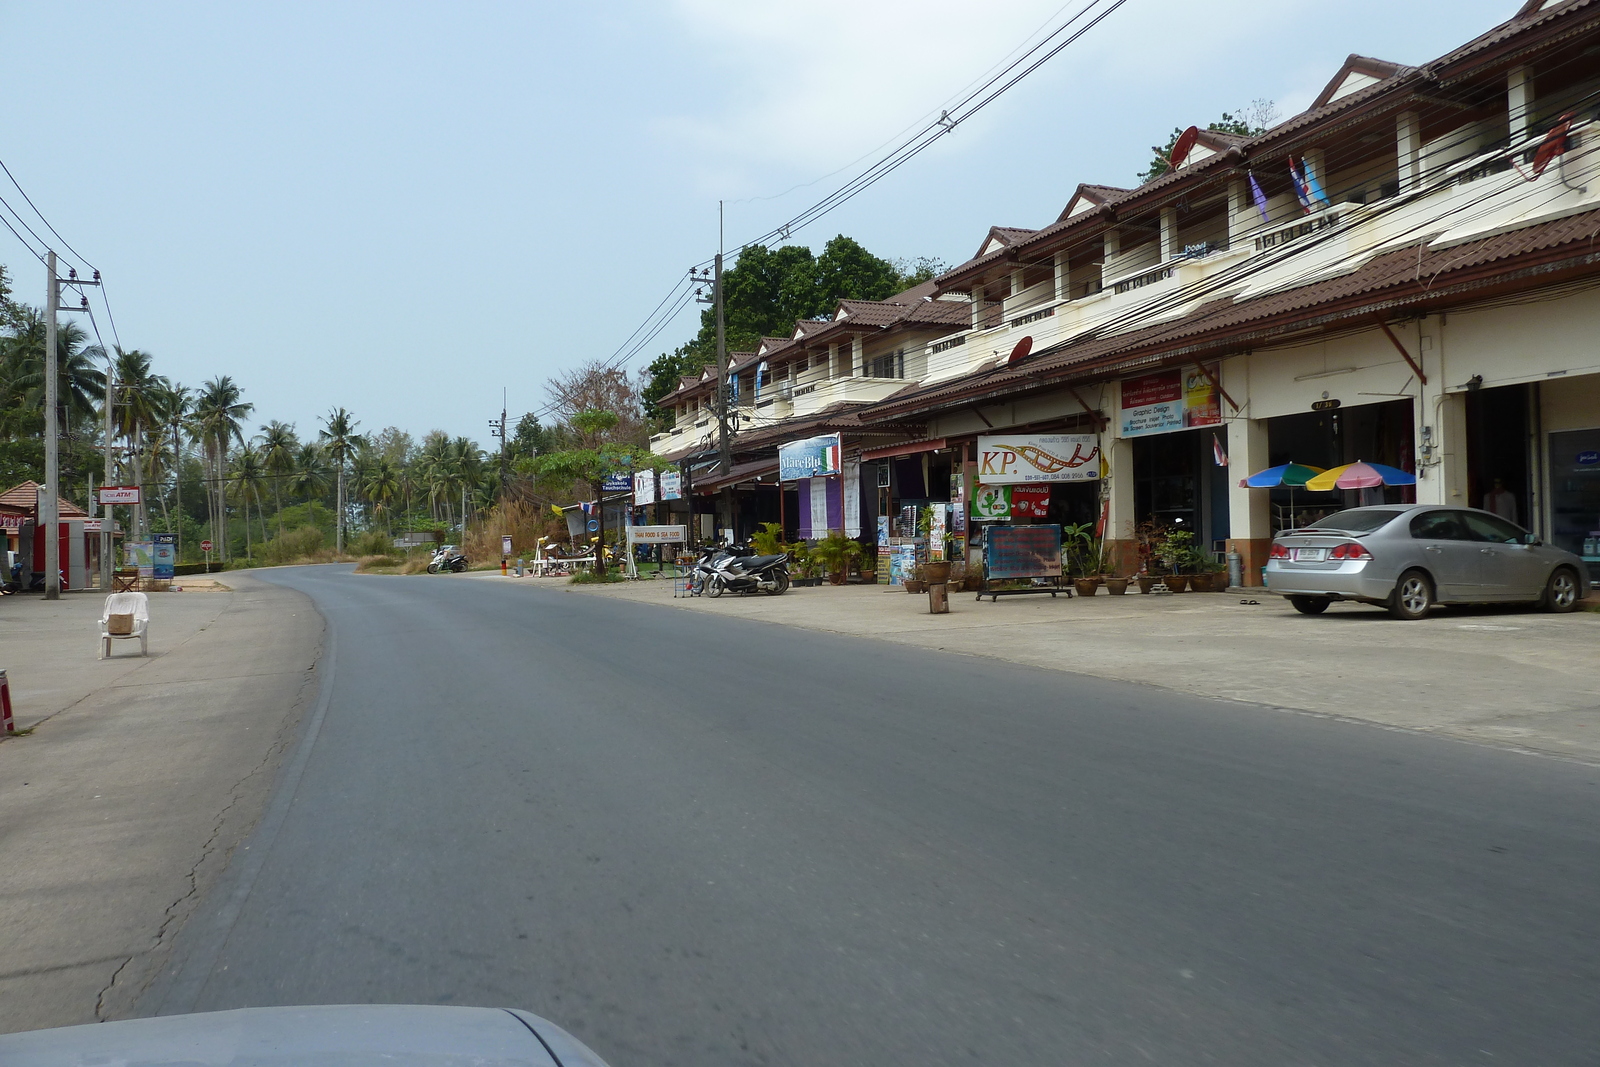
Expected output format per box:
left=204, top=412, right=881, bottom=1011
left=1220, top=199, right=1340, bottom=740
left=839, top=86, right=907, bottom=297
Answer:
left=201, top=540, right=214, bottom=552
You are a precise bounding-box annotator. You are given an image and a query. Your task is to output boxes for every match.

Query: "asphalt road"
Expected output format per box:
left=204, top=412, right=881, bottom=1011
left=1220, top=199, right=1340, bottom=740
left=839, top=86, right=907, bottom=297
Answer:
left=146, top=565, right=1600, bottom=1066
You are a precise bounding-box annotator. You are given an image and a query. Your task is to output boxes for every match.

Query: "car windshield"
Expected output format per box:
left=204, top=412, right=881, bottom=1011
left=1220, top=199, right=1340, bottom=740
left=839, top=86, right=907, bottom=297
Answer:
left=1304, top=508, right=1404, bottom=535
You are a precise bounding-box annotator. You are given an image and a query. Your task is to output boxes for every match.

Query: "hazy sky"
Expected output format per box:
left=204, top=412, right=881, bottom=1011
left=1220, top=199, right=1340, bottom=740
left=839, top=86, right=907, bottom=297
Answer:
left=0, top=0, right=1513, bottom=446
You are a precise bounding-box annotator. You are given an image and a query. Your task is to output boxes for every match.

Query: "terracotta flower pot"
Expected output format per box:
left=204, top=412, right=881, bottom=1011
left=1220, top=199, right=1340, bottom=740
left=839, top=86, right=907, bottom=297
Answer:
left=1165, top=574, right=1190, bottom=593
left=1137, top=576, right=1157, bottom=594
left=905, top=580, right=927, bottom=594
left=1104, top=577, right=1130, bottom=595
left=922, top=561, right=953, bottom=585
left=1072, top=578, right=1101, bottom=597
left=1188, top=572, right=1213, bottom=592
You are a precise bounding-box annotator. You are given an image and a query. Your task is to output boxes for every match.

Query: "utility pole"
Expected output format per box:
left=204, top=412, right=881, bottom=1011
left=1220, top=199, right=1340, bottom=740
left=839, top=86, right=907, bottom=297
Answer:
left=43, top=251, right=59, bottom=599
left=101, top=353, right=115, bottom=590
left=488, top=389, right=508, bottom=498
left=714, top=202, right=733, bottom=538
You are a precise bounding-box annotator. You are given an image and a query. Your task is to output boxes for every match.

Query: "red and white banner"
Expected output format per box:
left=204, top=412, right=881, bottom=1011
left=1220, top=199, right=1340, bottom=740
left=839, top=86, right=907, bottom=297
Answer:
left=99, top=486, right=141, bottom=505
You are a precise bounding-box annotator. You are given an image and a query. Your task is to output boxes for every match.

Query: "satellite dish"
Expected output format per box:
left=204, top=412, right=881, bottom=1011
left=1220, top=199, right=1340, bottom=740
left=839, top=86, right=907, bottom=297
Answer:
left=1007, top=336, right=1033, bottom=365
left=1169, top=125, right=1200, bottom=169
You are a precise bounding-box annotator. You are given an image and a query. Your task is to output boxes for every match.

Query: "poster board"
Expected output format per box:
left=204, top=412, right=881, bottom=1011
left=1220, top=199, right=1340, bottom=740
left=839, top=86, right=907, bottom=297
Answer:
left=978, top=524, right=1063, bottom=601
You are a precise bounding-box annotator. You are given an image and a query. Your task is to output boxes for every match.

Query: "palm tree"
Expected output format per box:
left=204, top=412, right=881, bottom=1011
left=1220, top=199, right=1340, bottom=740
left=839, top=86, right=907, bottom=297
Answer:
left=289, top=442, right=330, bottom=517
left=228, top=444, right=269, bottom=558
left=5, top=308, right=104, bottom=436
left=191, top=377, right=253, bottom=561
left=259, top=420, right=298, bottom=537
left=158, top=382, right=193, bottom=550
left=318, top=407, right=364, bottom=553
left=363, top=456, right=401, bottom=534
left=109, top=348, right=163, bottom=540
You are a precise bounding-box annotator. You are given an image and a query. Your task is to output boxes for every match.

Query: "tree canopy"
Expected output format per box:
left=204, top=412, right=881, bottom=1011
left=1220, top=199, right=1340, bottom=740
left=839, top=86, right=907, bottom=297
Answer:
left=1137, top=101, right=1279, bottom=185
left=641, top=235, right=947, bottom=424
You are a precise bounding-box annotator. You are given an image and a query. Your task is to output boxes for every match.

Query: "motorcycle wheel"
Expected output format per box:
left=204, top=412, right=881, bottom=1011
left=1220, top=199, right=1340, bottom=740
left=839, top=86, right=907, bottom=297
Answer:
left=764, top=570, right=790, bottom=595
left=426, top=563, right=439, bottom=574
left=452, top=561, right=468, bottom=573
left=705, top=575, right=724, bottom=598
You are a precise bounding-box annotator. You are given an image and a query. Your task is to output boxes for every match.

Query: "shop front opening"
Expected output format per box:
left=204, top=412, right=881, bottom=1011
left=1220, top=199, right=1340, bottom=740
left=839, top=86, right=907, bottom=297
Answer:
left=1465, top=382, right=1531, bottom=528
left=1266, top=398, right=1414, bottom=531
left=1133, top=428, right=1230, bottom=553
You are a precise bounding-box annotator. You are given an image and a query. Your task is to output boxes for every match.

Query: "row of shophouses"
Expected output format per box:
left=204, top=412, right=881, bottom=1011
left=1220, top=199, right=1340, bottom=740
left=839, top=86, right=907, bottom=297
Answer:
left=645, top=0, right=1600, bottom=586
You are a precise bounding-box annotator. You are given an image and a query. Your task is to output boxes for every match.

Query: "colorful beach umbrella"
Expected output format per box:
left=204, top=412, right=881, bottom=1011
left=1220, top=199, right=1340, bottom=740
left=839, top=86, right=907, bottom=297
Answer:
left=1239, top=462, right=1325, bottom=489
left=1303, top=461, right=1417, bottom=492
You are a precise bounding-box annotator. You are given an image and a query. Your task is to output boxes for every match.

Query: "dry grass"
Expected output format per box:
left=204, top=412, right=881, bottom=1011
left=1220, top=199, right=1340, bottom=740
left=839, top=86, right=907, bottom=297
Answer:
left=463, top=500, right=567, bottom=560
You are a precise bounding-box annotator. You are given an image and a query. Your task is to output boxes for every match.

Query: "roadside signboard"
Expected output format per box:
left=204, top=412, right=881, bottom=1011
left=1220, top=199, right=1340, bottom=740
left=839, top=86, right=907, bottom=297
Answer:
left=625, top=525, right=686, bottom=545
left=501, top=535, right=513, bottom=556
left=634, top=470, right=657, bottom=505
left=153, top=532, right=177, bottom=580
left=99, top=485, right=141, bottom=505
left=126, top=541, right=155, bottom=578
left=658, top=470, right=682, bottom=500
left=984, top=524, right=1062, bottom=580
left=602, top=472, right=632, bottom=491
left=977, top=434, right=1101, bottom=484
left=778, top=434, right=842, bottom=481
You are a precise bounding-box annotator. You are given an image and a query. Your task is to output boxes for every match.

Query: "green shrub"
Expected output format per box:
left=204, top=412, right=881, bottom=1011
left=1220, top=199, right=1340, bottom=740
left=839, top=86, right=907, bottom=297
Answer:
left=261, top=525, right=325, bottom=565
left=569, top=569, right=625, bottom=584
left=348, top=530, right=396, bottom=557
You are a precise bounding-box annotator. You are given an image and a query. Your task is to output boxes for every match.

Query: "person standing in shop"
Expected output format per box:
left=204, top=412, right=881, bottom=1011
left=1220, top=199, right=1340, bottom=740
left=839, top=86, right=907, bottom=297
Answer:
left=1483, top=477, right=1518, bottom=523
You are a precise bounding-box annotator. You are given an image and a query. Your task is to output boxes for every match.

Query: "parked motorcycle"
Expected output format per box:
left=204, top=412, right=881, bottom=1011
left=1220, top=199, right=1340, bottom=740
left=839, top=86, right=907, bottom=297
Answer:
left=426, top=545, right=469, bottom=573
left=693, top=542, right=790, bottom=597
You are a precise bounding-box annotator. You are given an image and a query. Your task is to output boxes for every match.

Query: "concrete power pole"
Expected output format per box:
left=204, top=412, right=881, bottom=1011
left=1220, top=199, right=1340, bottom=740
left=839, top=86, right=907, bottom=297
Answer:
left=714, top=203, right=733, bottom=538
left=43, top=251, right=60, bottom=599
left=102, top=354, right=115, bottom=591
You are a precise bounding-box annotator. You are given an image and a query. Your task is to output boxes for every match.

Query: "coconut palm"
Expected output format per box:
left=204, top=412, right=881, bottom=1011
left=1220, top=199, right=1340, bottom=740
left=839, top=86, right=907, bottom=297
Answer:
left=157, top=381, right=193, bottom=546
left=191, top=377, right=253, bottom=560
left=318, top=407, right=364, bottom=553
left=228, top=444, right=269, bottom=557
left=5, top=308, right=104, bottom=435
left=289, top=442, right=331, bottom=514
left=109, top=348, right=164, bottom=540
left=363, top=456, right=401, bottom=534
left=259, top=420, right=298, bottom=536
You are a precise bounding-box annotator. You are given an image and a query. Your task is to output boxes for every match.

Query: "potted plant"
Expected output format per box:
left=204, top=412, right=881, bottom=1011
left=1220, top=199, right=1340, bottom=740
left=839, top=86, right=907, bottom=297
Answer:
left=1153, top=529, right=1195, bottom=592
left=1104, top=575, right=1130, bottom=595
left=787, top=542, right=817, bottom=586
left=1061, top=522, right=1102, bottom=597
left=811, top=529, right=863, bottom=586
left=905, top=562, right=928, bottom=594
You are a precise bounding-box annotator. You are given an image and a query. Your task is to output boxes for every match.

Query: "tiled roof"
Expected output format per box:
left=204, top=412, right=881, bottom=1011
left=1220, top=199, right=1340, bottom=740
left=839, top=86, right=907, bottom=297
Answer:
left=867, top=209, right=1600, bottom=420
left=0, top=480, right=89, bottom=517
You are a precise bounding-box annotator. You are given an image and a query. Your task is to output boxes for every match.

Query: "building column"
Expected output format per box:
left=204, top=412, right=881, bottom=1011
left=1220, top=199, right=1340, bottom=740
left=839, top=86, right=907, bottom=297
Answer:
left=827, top=342, right=838, bottom=380
left=1397, top=110, right=1422, bottom=191
left=1103, top=435, right=1138, bottom=574
left=971, top=284, right=985, bottom=328
left=1053, top=251, right=1068, bottom=301
left=1508, top=65, right=1533, bottom=144
left=1228, top=179, right=1251, bottom=247
left=1160, top=206, right=1178, bottom=260
left=1226, top=421, right=1271, bottom=587
left=850, top=334, right=863, bottom=377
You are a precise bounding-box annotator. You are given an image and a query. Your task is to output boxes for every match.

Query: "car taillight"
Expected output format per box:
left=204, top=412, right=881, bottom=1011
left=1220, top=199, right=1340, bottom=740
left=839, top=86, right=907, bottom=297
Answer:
left=1330, top=542, right=1372, bottom=560
left=1269, top=543, right=1290, bottom=559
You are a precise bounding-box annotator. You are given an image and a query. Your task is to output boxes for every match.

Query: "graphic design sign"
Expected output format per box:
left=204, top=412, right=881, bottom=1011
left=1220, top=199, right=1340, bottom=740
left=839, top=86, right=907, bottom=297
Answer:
left=977, top=435, right=1101, bottom=484
left=1120, top=363, right=1221, bottom=437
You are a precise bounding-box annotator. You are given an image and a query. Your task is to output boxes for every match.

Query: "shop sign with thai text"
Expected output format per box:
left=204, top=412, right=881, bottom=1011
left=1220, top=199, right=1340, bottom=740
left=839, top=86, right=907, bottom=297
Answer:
left=1119, top=363, right=1221, bottom=437
left=976, top=434, right=1101, bottom=484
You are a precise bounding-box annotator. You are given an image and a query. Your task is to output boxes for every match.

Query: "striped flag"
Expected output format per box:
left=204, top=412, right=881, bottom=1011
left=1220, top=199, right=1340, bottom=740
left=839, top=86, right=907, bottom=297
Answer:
left=1288, top=159, right=1313, bottom=212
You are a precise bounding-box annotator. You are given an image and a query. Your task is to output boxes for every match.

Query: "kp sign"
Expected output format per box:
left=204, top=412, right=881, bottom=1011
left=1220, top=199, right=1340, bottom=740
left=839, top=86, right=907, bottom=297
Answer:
left=977, top=435, right=1101, bottom=484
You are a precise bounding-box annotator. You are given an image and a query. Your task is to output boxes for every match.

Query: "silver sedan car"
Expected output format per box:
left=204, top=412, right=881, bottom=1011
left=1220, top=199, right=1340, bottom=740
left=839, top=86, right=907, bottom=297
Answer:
left=1265, top=504, right=1591, bottom=619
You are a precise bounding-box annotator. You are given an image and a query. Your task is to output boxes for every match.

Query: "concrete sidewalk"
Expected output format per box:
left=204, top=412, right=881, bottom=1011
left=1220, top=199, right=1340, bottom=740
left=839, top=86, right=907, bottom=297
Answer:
left=0, top=572, right=322, bottom=1033
left=487, top=572, right=1600, bottom=763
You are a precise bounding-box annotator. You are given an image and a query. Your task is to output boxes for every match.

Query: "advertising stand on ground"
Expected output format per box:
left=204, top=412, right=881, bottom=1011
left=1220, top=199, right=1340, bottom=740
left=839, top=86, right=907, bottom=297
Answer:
left=977, top=524, right=1064, bottom=602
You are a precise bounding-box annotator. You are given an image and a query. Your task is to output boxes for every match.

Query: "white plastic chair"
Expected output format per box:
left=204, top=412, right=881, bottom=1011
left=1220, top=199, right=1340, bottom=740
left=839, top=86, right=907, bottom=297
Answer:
left=100, top=591, right=150, bottom=659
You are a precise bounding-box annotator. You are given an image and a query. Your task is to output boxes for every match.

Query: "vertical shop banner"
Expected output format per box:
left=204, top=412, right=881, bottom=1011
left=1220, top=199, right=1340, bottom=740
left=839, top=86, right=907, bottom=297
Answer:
left=658, top=470, right=682, bottom=501
left=1009, top=485, right=1051, bottom=520
left=152, top=533, right=177, bottom=580
left=929, top=504, right=947, bottom=561
left=977, top=435, right=1101, bottom=483
left=877, top=515, right=891, bottom=543
left=800, top=478, right=838, bottom=539
left=1120, top=363, right=1221, bottom=436
left=842, top=461, right=861, bottom=537
left=778, top=434, right=842, bottom=481
left=633, top=470, right=656, bottom=506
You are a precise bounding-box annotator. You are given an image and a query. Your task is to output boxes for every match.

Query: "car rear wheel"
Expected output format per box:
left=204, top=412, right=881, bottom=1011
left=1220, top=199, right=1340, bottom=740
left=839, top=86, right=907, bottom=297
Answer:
left=1388, top=569, right=1434, bottom=620
left=1288, top=595, right=1330, bottom=615
left=1542, top=567, right=1581, bottom=613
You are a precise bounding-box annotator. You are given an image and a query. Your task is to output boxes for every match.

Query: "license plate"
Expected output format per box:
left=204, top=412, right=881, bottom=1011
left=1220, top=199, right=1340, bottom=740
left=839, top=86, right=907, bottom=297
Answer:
left=1293, top=547, right=1328, bottom=562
